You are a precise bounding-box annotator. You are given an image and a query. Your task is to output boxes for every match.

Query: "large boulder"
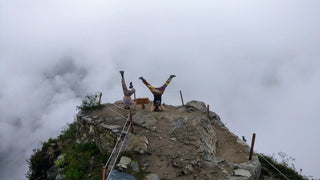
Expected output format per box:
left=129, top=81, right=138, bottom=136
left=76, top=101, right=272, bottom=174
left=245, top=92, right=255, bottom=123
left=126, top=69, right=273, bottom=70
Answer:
left=169, top=115, right=218, bottom=156
left=185, top=101, right=221, bottom=121
left=185, top=101, right=207, bottom=112
left=125, top=133, right=149, bottom=154
left=238, top=156, right=261, bottom=180
left=116, top=156, right=132, bottom=171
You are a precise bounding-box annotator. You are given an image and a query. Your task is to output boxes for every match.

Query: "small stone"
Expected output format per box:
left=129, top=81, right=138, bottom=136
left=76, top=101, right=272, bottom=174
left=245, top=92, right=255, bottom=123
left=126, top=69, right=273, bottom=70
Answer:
left=131, top=161, right=139, bottom=173
left=83, top=117, right=92, bottom=121
left=144, top=174, right=160, bottom=180
left=103, top=124, right=121, bottom=130
left=116, top=156, right=131, bottom=171
left=170, top=137, right=177, bottom=141
left=55, top=174, right=66, bottom=180
left=172, top=159, right=183, bottom=168
left=91, top=115, right=99, bottom=119
left=182, top=164, right=194, bottom=175
left=111, top=129, right=120, bottom=134
left=233, top=169, right=252, bottom=178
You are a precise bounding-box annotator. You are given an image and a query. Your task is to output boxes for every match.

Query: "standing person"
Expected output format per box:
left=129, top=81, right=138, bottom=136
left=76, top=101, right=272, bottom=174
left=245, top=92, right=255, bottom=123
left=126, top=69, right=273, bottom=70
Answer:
left=139, top=75, right=175, bottom=111
left=120, top=71, right=135, bottom=110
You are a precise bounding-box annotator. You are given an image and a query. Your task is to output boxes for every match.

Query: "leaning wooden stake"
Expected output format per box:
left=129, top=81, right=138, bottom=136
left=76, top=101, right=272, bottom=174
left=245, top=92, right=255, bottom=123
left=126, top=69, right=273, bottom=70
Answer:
left=130, top=111, right=133, bottom=133
left=207, top=105, right=210, bottom=118
left=102, top=166, right=106, bottom=180
left=98, top=92, right=103, bottom=106
left=249, top=133, right=256, bottom=160
left=180, top=90, right=184, bottom=106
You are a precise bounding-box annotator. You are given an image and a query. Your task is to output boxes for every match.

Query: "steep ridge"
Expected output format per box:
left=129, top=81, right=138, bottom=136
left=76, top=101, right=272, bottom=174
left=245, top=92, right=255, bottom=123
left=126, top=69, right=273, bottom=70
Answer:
left=76, top=100, right=261, bottom=180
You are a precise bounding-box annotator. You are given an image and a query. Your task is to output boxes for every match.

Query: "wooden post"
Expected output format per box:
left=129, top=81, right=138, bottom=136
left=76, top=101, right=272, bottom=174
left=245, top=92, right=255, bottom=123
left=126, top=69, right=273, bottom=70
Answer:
left=249, top=133, right=256, bottom=160
left=180, top=90, right=184, bottom=106
left=130, top=111, right=133, bottom=133
left=207, top=105, right=210, bottom=118
left=102, top=166, right=106, bottom=180
left=98, top=92, right=102, bottom=106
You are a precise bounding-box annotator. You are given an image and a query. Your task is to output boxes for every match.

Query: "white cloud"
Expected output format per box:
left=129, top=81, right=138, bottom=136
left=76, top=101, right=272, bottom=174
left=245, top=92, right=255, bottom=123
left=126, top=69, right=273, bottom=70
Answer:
left=1, top=0, right=320, bottom=179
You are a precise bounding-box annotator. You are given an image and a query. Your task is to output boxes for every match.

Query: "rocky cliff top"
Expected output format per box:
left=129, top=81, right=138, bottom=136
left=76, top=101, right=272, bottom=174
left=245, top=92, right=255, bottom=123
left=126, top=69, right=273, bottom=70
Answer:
left=76, top=100, right=261, bottom=180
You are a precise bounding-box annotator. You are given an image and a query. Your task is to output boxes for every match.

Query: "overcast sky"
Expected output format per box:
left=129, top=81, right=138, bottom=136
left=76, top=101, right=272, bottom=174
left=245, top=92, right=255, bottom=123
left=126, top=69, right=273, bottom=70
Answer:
left=1, top=0, right=320, bottom=179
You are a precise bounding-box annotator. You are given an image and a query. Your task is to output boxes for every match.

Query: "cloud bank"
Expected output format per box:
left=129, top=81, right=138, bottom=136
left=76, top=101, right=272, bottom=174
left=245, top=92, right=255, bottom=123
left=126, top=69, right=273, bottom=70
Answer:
left=1, top=0, right=320, bottom=179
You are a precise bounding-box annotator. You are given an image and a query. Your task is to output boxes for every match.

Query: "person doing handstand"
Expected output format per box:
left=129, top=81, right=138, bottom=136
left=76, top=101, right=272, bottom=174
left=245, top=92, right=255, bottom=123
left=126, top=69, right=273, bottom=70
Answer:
left=139, top=75, right=175, bottom=111
left=120, top=71, right=135, bottom=110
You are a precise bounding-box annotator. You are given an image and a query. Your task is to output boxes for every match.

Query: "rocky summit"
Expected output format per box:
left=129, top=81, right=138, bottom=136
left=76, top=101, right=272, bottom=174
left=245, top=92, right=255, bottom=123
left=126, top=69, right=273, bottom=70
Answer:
left=75, top=100, right=261, bottom=180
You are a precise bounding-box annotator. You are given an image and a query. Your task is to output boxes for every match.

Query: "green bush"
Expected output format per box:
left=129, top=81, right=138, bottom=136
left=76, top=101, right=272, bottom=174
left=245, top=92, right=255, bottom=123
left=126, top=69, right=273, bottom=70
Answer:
left=77, top=93, right=103, bottom=111
left=26, top=138, right=59, bottom=179
left=63, top=143, right=106, bottom=180
left=58, top=123, right=77, bottom=142
left=26, top=148, right=51, bottom=179
left=258, top=154, right=308, bottom=180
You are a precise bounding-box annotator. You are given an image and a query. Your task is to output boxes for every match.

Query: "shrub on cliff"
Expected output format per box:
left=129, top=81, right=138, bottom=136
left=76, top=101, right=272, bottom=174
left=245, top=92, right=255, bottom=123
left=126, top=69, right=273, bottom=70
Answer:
left=77, top=93, right=103, bottom=111
left=259, top=153, right=308, bottom=180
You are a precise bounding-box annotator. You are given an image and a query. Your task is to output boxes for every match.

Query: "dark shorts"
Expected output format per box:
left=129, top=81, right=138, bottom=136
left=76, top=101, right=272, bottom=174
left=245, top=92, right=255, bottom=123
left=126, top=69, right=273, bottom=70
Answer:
left=153, top=95, right=162, bottom=106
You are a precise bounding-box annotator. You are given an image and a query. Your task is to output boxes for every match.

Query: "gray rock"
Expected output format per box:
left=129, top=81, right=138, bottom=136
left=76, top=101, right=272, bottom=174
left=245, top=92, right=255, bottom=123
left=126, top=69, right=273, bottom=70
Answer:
left=172, top=159, right=184, bottom=168
left=170, top=137, right=177, bottom=141
left=131, top=161, right=139, bottom=173
left=111, top=129, right=120, bottom=134
left=185, top=101, right=207, bottom=113
left=204, top=160, right=217, bottom=168
left=222, top=168, right=229, bottom=175
left=91, top=115, right=99, bottom=119
left=239, top=156, right=261, bottom=180
left=82, top=117, right=92, bottom=122
left=214, top=157, right=225, bottom=163
left=102, top=124, right=121, bottom=130
left=116, top=156, right=131, bottom=171
left=47, top=166, right=57, bottom=180
left=109, top=170, right=136, bottom=180
left=144, top=174, right=160, bottom=180
left=55, top=174, right=66, bottom=180
left=226, top=162, right=237, bottom=169
left=202, top=153, right=225, bottom=168
left=202, top=153, right=215, bottom=161
left=234, top=169, right=252, bottom=178
left=181, top=164, right=194, bottom=175
left=125, top=133, right=149, bottom=154
left=227, top=176, right=249, bottom=180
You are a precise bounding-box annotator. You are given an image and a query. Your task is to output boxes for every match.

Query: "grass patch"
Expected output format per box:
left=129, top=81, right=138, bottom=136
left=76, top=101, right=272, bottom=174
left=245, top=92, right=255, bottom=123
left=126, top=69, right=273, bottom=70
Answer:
left=258, top=154, right=307, bottom=180
left=63, top=143, right=107, bottom=180
left=27, top=120, right=108, bottom=180
left=58, top=123, right=77, bottom=142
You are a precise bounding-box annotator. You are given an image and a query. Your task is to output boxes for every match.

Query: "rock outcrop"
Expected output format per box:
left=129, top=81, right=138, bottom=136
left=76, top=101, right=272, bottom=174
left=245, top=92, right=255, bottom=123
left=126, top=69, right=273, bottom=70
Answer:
left=74, top=100, right=261, bottom=180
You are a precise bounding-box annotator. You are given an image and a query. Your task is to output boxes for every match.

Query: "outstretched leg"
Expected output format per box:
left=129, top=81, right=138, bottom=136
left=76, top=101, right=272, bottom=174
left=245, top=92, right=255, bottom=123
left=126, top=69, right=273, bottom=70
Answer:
left=139, top=76, right=157, bottom=94
left=156, top=75, right=176, bottom=93
left=121, top=71, right=129, bottom=96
